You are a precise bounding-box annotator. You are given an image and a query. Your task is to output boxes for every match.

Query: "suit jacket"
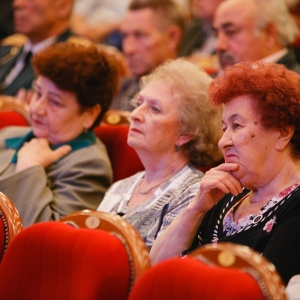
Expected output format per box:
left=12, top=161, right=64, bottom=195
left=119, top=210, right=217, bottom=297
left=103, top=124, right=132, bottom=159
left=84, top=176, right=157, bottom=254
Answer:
left=110, top=77, right=140, bottom=111
left=277, top=48, right=300, bottom=74
left=0, top=126, right=113, bottom=227
left=0, top=29, right=73, bottom=96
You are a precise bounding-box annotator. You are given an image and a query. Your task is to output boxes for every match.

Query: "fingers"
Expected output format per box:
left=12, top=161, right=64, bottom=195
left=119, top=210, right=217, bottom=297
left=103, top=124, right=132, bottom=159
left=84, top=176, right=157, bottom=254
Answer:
left=53, top=145, right=72, bottom=161
left=203, top=163, right=243, bottom=196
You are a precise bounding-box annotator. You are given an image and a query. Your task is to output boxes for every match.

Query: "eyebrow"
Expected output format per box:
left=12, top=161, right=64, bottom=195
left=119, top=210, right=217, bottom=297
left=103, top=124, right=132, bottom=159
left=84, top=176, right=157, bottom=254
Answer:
left=213, top=22, right=236, bottom=32
left=34, top=83, right=63, bottom=100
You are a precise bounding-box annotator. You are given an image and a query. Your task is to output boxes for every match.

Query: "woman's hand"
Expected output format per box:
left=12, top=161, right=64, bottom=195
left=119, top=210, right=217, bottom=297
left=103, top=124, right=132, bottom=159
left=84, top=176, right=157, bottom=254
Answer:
left=191, top=163, right=243, bottom=213
left=15, top=138, right=71, bottom=172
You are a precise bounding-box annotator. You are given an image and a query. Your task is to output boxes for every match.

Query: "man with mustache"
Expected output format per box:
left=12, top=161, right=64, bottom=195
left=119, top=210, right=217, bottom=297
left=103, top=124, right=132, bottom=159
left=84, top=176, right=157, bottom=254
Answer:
left=213, top=0, right=300, bottom=73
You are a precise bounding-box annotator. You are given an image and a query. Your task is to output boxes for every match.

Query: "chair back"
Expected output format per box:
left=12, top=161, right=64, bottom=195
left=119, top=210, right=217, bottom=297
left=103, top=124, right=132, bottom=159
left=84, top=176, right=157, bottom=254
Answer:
left=128, top=243, right=286, bottom=300
left=0, top=192, right=22, bottom=262
left=60, top=210, right=151, bottom=284
left=188, top=242, right=286, bottom=299
left=94, top=124, right=144, bottom=182
left=0, top=221, right=144, bottom=300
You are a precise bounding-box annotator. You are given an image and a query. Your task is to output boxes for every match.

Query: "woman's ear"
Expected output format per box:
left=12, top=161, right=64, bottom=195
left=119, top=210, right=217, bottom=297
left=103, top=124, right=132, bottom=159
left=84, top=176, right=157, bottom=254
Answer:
left=178, top=134, right=194, bottom=147
left=276, top=126, right=295, bottom=151
left=83, top=104, right=101, bottom=130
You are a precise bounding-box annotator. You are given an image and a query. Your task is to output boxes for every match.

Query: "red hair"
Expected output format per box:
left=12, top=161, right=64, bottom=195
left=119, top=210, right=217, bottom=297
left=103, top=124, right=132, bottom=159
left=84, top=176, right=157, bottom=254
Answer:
left=209, top=61, right=300, bottom=154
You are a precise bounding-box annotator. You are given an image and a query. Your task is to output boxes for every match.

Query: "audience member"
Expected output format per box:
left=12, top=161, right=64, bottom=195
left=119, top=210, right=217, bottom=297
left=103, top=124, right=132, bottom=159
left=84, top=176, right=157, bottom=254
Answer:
left=150, top=61, right=300, bottom=285
left=179, top=0, right=223, bottom=57
left=0, top=0, right=76, bottom=97
left=213, top=0, right=300, bottom=73
left=110, top=0, right=186, bottom=111
left=0, top=42, right=118, bottom=227
left=71, top=0, right=131, bottom=49
left=98, top=59, right=223, bottom=249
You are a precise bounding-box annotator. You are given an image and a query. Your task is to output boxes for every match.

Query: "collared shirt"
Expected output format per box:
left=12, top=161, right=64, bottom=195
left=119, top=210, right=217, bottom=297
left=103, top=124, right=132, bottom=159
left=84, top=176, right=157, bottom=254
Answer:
left=4, top=36, right=56, bottom=87
left=5, top=130, right=96, bottom=163
left=261, top=48, right=288, bottom=64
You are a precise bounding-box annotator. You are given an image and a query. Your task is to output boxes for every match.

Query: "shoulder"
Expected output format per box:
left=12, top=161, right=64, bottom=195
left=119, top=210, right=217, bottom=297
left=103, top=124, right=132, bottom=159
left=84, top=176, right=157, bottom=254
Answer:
left=0, top=126, right=31, bottom=139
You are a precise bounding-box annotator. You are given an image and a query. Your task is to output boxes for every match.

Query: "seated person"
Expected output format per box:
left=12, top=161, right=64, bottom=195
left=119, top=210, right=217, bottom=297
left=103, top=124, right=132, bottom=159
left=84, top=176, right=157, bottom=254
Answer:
left=150, top=61, right=300, bottom=285
left=213, top=0, right=300, bottom=74
left=0, top=0, right=77, bottom=97
left=98, top=58, right=223, bottom=249
left=110, top=0, right=186, bottom=111
left=0, top=42, right=118, bottom=227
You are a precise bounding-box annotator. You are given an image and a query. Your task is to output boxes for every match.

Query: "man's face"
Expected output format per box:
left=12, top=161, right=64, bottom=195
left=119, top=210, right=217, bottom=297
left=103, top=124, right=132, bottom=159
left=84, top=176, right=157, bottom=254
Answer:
left=121, top=8, right=176, bottom=78
left=213, top=0, right=268, bottom=70
left=13, top=0, right=65, bottom=42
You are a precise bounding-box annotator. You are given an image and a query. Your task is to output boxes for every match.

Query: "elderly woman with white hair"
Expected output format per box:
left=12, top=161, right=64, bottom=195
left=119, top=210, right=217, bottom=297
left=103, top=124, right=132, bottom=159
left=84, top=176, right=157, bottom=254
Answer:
left=98, top=59, right=223, bottom=250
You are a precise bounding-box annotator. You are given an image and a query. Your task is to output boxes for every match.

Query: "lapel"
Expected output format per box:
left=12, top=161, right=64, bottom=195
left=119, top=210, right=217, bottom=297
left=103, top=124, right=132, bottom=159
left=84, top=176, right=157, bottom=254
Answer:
left=0, top=29, right=74, bottom=95
left=0, top=149, right=15, bottom=175
left=0, top=45, right=23, bottom=83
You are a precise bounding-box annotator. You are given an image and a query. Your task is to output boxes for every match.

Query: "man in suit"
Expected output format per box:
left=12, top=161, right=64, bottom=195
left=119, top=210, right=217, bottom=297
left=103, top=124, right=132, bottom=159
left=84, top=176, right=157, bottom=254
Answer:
left=213, top=0, right=300, bottom=74
left=0, top=0, right=75, bottom=97
left=109, top=0, right=185, bottom=111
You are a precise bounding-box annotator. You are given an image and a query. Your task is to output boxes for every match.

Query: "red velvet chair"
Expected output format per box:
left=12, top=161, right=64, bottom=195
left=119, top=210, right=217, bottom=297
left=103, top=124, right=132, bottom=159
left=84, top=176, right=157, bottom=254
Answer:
left=0, top=111, right=28, bottom=129
left=60, top=210, right=151, bottom=283
left=94, top=124, right=144, bottom=182
left=0, top=221, right=145, bottom=300
left=128, top=243, right=286, bottom=300
left=0, top=192, right=22, bottom=262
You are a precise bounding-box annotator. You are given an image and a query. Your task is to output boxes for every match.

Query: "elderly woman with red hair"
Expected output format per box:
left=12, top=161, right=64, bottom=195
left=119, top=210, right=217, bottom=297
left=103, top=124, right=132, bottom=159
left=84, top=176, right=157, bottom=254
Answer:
left=150, top=61, right=300, bottom=285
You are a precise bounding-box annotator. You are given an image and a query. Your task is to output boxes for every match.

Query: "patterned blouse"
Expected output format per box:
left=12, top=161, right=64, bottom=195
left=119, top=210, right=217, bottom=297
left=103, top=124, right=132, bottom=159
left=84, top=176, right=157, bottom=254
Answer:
left=188, top=183, right=300, bottom=284
left=98, top=163, right=203, bottom=248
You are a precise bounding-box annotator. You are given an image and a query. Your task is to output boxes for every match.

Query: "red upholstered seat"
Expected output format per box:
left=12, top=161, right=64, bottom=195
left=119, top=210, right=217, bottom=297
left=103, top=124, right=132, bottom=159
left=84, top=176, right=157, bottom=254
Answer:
left=60, top=210, right=151, bottom=284
left=0, top=222, right=134, bottom=300
left=0, top=111, right=28, bottom=129
left=0, top=192, right=22, bottom=262
left=94, top=124, right=144, bottom=182
left=129, top=243, right=286, bottom=300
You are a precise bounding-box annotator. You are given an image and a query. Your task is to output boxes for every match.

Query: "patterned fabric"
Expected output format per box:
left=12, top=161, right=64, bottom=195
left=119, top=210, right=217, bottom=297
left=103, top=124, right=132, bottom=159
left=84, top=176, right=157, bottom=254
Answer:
left=98, top=164, right=203, bottom=248
left=188, top=183, right=300, bottom=284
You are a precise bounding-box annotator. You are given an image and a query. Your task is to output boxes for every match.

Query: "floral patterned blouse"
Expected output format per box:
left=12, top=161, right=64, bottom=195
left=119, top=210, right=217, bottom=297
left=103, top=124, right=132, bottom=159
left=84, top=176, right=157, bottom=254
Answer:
left=187, top=183, right=300, bottom=284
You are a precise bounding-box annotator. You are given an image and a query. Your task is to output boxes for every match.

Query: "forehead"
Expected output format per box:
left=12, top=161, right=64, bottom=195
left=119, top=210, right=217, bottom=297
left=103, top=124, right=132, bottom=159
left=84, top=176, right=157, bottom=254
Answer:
left=222, top=95, right=257, bottom=120
left=214, top=0, right=256, bottom=28
left=122, top=8, right=164, bottom=32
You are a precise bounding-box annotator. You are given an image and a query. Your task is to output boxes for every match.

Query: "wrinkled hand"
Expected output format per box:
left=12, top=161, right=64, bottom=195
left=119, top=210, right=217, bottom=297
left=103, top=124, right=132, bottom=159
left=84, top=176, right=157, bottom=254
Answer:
left=191, top=163, right=243, bottom=213
left=15, top=138, right=71, bottom=172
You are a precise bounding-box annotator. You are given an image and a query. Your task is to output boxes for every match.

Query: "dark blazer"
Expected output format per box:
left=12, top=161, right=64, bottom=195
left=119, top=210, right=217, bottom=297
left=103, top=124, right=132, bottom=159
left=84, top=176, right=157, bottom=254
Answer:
left=277, top=47, right=300, bottom=74
left=0, top=29, right=73, bottom=96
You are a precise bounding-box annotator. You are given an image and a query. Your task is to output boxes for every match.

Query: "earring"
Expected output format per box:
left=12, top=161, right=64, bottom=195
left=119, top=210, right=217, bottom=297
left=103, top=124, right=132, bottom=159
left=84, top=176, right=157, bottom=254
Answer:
left=175, top=144, right=180, bottom=152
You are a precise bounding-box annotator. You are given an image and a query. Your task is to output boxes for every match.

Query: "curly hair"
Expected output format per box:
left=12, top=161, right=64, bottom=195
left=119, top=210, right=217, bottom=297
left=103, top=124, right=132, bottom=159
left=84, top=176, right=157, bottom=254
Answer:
left=32, top=42, right=119, bottom=128
left=209, top=61, right=300, bottom=157
left=139, top=58, right=223, bottom=167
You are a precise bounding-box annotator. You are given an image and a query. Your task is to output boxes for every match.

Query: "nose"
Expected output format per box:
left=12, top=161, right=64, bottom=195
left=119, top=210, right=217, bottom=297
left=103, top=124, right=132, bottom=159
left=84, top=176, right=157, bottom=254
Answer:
left=31, top=96, right=47, bottom=116
left=122, top=35, right=137, bottom=56
left=218, top=129, right=232, bottom=150
left=130, top=104, right=145, bottom=123
left=215, top=31, right=228, bottom=52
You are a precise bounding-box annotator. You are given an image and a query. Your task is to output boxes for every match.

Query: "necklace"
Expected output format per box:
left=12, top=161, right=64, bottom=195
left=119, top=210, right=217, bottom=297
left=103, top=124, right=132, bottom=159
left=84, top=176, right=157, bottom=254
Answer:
left=137, top=177, right=171, bottom=195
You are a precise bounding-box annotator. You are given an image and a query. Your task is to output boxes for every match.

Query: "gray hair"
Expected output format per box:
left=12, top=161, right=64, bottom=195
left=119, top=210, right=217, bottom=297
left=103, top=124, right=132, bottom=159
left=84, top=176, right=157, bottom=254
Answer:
left=253, top=0, right=298, bottom=46
left=139, top=59, right=223, bottom=166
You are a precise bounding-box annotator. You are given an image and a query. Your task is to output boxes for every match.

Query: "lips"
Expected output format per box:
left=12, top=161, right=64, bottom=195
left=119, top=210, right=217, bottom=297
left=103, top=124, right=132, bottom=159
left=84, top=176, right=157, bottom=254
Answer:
left=224, top=153, right=237, bottom=163
left=129, top=127, right=142, bottom=134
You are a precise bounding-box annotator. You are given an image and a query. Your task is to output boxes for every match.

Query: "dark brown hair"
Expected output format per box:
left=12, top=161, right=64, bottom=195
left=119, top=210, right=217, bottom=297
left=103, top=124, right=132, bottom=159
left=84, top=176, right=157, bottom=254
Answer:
left=32, top=42, right=118, bottom=128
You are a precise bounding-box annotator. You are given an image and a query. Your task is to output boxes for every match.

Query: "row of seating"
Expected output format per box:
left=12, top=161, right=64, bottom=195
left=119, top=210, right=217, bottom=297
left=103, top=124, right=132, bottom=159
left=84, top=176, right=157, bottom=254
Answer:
left=0, top=192, right=286, bottom=299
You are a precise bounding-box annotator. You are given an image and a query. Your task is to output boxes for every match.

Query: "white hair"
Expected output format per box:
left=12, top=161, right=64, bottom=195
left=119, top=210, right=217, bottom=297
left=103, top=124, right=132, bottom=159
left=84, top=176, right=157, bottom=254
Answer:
left=253, top=0, right=298, bottom=46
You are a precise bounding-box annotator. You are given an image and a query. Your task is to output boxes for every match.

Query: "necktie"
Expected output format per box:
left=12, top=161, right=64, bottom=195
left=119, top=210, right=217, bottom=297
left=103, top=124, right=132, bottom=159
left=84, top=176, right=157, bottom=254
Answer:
left=3, top=50, right=33, bottom=87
